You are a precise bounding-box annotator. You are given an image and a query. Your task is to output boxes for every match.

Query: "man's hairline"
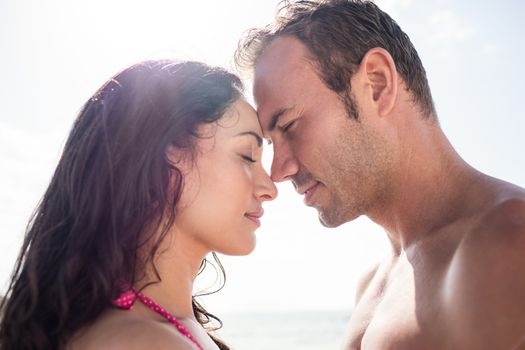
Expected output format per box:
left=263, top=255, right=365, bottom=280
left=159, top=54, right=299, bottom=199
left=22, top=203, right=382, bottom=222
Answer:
left=252, top=34, right=333, bottom=135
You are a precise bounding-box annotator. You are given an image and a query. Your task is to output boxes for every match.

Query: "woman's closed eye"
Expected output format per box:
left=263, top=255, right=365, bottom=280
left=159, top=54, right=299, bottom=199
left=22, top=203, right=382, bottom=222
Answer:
left=241, top=154, right=256, bottom=163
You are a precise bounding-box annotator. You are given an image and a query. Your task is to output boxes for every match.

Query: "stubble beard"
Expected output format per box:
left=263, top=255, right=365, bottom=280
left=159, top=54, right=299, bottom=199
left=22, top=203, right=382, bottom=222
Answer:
left=315, top=119, right=392, bottom=228
left=317, top=204, right=362, bottom=228
left=316, top=178, right=369, bottom=228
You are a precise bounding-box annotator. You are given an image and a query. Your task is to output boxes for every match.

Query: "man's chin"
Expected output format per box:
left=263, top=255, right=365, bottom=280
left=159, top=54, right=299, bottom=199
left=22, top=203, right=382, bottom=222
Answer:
left=318, top=208, right=360, bottom=228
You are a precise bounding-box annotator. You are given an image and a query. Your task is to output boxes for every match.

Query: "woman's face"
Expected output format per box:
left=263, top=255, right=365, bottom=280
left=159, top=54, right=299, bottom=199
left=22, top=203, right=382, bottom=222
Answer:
left=171, top=98, right=277, bottom=256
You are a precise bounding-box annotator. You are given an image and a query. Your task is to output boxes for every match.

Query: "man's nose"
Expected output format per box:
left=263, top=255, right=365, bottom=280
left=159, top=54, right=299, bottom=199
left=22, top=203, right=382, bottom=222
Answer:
left=270, top=143, right=299, bottom=182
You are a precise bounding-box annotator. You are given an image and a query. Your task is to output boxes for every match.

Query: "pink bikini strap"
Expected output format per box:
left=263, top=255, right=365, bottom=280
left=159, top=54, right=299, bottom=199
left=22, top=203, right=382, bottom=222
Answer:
left=113, top=289, right=204, bottom=350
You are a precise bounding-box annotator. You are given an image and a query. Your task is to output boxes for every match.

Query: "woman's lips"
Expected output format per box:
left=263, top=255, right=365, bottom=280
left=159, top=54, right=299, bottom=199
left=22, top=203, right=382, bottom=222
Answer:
left=245, top=209, right=264, bottom=225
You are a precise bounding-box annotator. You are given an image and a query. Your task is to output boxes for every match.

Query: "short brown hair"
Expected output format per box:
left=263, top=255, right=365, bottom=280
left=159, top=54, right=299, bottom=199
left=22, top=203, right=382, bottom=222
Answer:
left=235, top=0, right=436, bottom=118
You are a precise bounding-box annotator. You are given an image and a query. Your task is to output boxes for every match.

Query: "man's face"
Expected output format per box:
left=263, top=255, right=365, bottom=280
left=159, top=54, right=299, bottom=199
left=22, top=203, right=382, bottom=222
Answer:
left=254, top=36, right=392, bottom=227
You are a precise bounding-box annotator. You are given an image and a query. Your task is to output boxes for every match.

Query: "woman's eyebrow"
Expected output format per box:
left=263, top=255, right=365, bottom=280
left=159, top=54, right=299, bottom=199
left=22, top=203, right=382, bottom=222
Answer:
left=236, top=131, right=263, bottom=147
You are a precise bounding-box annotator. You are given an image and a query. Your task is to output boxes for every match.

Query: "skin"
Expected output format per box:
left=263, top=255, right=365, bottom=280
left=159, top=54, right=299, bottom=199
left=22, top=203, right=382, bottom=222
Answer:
left=69, top=98, right=277, bottom=350
left=254, top=35, right=525, bottom=350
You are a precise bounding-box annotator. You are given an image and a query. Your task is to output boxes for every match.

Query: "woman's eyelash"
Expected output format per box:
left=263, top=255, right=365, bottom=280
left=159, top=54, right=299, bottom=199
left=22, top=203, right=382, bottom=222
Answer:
left=241, top=155, right=256, bottom=163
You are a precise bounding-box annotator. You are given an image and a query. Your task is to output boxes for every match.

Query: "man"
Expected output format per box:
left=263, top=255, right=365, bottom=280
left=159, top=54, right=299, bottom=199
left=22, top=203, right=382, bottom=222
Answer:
left=235, top=0, right=525, bottom=349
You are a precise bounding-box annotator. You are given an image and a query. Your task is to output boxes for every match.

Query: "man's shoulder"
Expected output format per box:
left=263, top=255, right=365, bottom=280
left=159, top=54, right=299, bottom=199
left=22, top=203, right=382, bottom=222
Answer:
left=466, top=192, right=525, bottom=255
left=354, top=261, right=381, bottom=305
left=478, top=191, right=525, bottom=230
left=454, top=191, right=525, bottom=286
left=443, top=192, right=525, bottom=348
left=448, top=183, right=525, bottom=263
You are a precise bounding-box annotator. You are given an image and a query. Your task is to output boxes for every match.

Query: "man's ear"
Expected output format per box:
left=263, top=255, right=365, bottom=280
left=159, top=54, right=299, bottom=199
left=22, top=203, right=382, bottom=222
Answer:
left=359, top=47, right=398, bottom=117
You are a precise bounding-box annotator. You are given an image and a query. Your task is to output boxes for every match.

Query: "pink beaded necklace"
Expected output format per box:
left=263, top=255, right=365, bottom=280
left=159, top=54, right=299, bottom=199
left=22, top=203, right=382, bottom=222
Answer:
left=113, top=288, right=204, bottom=350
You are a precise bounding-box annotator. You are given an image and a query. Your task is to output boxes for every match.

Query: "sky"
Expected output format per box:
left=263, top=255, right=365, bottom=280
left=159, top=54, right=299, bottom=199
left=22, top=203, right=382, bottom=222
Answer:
left=1, top=0, right=524, bottom=315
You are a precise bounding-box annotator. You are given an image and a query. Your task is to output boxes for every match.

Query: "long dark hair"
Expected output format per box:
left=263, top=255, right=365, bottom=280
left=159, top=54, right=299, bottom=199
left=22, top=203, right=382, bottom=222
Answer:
left=0, top=60, right=242, bottom=350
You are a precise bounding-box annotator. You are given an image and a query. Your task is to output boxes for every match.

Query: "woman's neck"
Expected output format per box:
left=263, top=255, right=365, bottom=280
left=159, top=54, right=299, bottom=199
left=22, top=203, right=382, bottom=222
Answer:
left=136, top=228, right=208, bottom=320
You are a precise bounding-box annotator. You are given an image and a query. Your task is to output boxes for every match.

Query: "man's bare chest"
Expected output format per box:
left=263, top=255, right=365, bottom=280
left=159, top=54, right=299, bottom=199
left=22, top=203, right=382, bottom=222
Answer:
left=343, top=259, right=450, bottom=350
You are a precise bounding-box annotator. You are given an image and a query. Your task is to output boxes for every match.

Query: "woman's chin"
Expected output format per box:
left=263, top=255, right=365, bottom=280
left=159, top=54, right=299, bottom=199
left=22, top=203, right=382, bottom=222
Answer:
left=219, top=238, right=257, bottom=256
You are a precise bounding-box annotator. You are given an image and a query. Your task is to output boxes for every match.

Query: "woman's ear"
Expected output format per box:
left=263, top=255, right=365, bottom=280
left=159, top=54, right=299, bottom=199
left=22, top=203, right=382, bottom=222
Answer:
left=164, top=145, right=189, bottom=206
left=165, top=145, right=193, bottom=170
left=166, top=145, right=182, bottom=166
left=359, top=47, right=399, bottom=117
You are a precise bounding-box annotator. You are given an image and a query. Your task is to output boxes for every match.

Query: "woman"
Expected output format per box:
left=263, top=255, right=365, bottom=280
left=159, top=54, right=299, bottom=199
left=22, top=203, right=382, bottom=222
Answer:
left=0, top=60, right=277, bottom=349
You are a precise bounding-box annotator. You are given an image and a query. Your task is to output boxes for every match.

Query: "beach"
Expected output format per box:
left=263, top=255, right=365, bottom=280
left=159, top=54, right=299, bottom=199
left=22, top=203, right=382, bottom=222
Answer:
left=216, top=310, right=351, bottom=350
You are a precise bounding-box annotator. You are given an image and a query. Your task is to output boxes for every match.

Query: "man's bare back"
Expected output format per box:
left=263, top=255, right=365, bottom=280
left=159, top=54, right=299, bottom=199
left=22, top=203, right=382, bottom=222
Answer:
left=344, top=181, right=525, bottom=350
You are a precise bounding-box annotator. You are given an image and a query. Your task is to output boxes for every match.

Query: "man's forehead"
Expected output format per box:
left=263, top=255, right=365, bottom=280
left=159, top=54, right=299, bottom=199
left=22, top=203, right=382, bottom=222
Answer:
left=253, top=90, right=284, bottom=138
left=254, top=37, right=310, bottom=85
left=253, top=37, right=310, bottom=133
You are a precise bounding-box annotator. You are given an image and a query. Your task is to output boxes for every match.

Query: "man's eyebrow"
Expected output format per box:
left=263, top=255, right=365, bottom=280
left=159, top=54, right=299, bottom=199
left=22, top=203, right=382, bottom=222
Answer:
left=267, top=107, right=292, bottom=132
left=236, top=131, right=263, bottom=147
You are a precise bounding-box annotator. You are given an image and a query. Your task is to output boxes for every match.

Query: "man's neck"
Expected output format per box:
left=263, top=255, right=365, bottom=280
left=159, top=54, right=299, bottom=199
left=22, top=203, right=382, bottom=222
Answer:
left=367, top=126, right=490, bottom=253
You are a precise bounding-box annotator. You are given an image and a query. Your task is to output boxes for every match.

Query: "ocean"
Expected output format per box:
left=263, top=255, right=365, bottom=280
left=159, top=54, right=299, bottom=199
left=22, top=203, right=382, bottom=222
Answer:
left=214, top=310, right=351, bottom=350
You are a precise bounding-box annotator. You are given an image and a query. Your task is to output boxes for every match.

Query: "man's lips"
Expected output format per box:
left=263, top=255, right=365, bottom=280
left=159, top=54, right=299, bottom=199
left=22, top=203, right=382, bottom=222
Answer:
left=297, top=182, right=319, bottom=196
left=300, top=182, right=320, bottom=205
left=245, top=209, right=264, bottom=225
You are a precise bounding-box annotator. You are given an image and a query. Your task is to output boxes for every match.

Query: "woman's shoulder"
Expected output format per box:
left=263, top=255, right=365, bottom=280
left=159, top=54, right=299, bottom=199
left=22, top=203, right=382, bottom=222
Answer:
left=69, top=310, right=198, bottom=350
